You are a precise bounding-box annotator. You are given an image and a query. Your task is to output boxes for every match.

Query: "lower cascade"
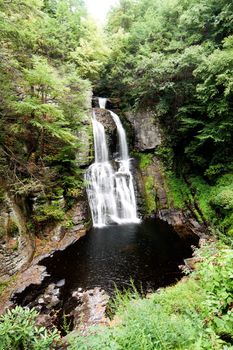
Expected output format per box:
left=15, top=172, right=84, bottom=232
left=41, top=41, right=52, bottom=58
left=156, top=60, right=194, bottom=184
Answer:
left=85, top=98, right=140, bottom=227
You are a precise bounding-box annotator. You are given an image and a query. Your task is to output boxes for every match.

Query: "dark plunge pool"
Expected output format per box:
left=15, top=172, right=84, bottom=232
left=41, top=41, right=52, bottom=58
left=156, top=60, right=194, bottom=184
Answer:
left=39, top=218, right=199, bottom=295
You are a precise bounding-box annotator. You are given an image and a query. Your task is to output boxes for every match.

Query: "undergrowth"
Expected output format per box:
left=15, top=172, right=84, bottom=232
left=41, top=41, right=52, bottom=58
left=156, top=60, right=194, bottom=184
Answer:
left=165, top=171, right=191, bottom=209
left=0, top=306, right=59, bottom=350
left=0, top=243, right=232, bottom=349
left=165, top=171, right=233, bottom=239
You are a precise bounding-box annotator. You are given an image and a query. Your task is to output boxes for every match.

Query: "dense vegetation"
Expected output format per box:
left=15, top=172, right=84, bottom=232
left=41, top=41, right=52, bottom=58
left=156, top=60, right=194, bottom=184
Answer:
left=0, top=0, right=108, bottom=234
left=98, top=0, right=233, bottom=238
left=0, top=0, right=232, bottom=349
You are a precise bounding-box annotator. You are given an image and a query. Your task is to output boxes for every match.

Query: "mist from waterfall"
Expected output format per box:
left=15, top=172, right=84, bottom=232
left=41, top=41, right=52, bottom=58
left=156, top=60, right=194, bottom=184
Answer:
left=85, top=98, right=140, bottom=227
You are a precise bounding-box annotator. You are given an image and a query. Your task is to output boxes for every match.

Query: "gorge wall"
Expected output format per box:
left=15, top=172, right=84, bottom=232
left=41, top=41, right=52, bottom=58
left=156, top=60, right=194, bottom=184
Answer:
left=0, top=96, right=206, bottom=285
left=0, top=105, right=93, bottom=281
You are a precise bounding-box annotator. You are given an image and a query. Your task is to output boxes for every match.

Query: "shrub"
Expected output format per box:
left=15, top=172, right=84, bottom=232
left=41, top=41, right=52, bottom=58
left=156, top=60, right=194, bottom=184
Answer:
left=33, top=203, right=65, bottom=223
left=0, top=306, right=60, bottom=350
left=196, top=244, right=233, bottom=341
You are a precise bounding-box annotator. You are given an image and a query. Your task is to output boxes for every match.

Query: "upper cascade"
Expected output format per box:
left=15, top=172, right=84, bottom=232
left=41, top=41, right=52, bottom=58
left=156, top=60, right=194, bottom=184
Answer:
left=98, top=97, right=107, bottom=109
left=85, top=97, right=140, bottom=227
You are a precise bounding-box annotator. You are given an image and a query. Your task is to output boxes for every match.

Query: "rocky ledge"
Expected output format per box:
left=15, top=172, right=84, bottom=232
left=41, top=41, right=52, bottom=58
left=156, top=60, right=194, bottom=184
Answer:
left=157, top=209, right=208, bottom=239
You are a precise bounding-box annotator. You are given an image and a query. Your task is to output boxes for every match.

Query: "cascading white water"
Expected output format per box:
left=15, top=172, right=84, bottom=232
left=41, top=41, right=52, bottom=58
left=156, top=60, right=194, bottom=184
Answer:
left=109, top=110, right=138, bottom=222
left=85, top=98, right=140, bottom=227
left=85, top=112, right=117, bottom=227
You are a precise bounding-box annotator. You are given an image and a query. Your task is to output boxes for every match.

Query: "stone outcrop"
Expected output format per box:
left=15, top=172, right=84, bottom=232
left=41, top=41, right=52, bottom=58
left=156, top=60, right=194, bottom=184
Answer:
left=0, top=189, right=90, bottom=282
left=76, top=116, right=93, bottom=167
left=124, top=106, right=207, bottom=239
left=0, top=224, right=87, bottom=315
left=126, top=110, right=162, bottom=151
left=94, top=107, right=117, bottom=157
left=135, top=155, right=167, bottom=215
left=0, top=193, right=34, bottom=281
left=157, top=209, right=208, bottom=239
left=0, top=108, right=92, bottom=281
left=95, top=108, right=116, bottom=133
left=71, top=288, right=110, bottom=334
left=0, top=236, right=34, bottom=281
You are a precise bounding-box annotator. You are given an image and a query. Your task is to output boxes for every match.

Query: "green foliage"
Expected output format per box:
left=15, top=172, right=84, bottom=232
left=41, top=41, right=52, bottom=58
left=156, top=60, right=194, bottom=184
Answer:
left=164, top=170, right=233, bottom=237
left=137, top=153, right=153, bottom=170
left=135, top=153, right=156, bottom=214
left=144, top=176, right=156, bottom=214
left=155, top=146, right=174, bottom=170
left=33, top=203, right=65, bottom=223
left=0, top=306, right=60, bottom=349
left=188, top=176, right=215, bottom=221
left=70, top=19, right=110, bottom=82
left=209, top=174, right=233, bottom=235
left=184, top=174, right=233, bottom=237
left=196, top=244, right=233, bottom=340
left=0, top=0, right=108, bottom=230
left=165, top=171, right=191, bottom=209
left=68, top=244, right=233, bottom=349
left=8, top=221, right=19, bottom=237
left=102, top=0, right=233, bottom=199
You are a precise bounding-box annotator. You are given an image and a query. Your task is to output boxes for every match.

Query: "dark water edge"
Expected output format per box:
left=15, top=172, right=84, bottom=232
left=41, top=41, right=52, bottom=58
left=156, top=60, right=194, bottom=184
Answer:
left=14, top=218, right=199, bottom=307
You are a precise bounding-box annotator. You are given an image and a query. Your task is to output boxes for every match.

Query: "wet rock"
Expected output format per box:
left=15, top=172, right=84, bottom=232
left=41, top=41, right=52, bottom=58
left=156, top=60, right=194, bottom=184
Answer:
left=36, top=314, right=54, bottom=329
left=56, top=279, right=65, bottom=287
left=70, top=287, right=110, bottom=335
left=126, top=110, right=162, bottom=151
left=50, top=224, right=66, bottom=242
left=94, top=108, right=116, bottom=133
left=157, top=209, right=207, bottom=239
left=136, top=155, right=167, bottom=214
left=12, top=265, right=48, bottom=297
left=49, top=295, right=60, bottom=307
left=184, top=257, right=202, bottom=271
left=72, top=201, right=88, bottom=227
left=92, top=97, right=99, bottom=108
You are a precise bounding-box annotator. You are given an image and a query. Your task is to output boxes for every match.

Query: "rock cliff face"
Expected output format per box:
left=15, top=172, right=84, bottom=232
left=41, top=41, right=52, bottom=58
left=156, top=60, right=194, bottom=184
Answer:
left=0, top=108, right=93, bottom=282
left=126, top=110, right=162, bottom=151
left=76, top=113, right=93, bottom=167
left=0, top=98, right=205, bottom=286
left=0, top=193, right=34, bottom=280
left=124, top=107, right=207, bottom=239
left=94, top=107, right=117, bottom=157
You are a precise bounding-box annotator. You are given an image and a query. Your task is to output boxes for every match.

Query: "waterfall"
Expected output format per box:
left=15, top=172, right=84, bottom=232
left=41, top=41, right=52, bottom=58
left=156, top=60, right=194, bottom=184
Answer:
left=85, top=98, right=140, bottom=227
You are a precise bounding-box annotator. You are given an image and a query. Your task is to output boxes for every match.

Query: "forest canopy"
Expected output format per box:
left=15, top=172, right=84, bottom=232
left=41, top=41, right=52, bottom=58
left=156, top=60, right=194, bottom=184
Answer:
left=0, top=0, right=108, bottom=227
left=95, top=0, right=233, bottom=237
left=100, top=0, right=233, bottom=174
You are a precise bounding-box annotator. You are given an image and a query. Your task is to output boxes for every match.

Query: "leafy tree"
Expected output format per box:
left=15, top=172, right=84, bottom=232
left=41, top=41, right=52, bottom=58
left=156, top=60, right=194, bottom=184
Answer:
left=101, top=0, right=233, bottom=235
left=0, top=0, right=105, bottom=233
